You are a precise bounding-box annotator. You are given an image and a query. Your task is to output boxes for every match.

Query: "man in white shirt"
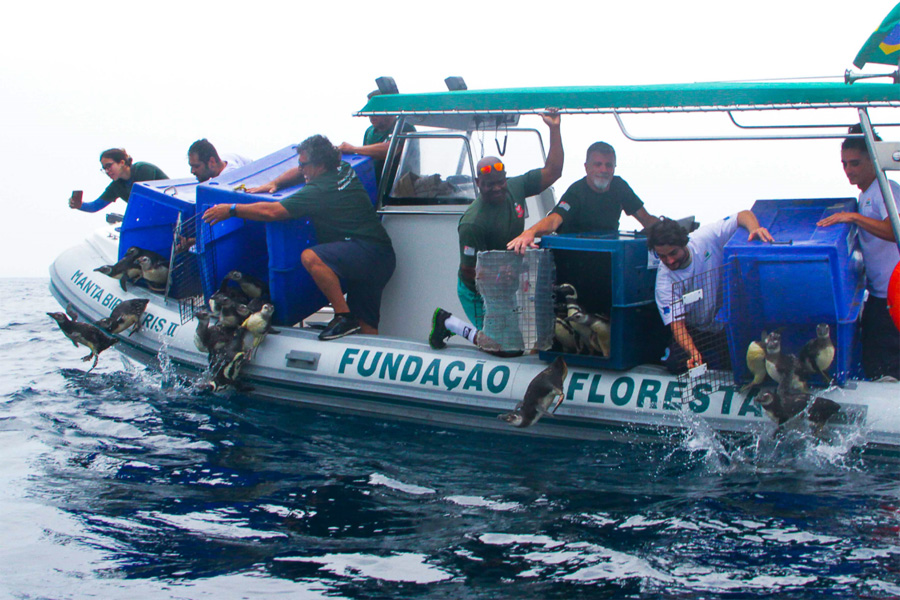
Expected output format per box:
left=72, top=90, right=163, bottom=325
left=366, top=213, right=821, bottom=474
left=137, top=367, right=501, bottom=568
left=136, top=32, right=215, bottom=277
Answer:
left=188, top=139, right=251, bottom=182
left=647, top=213, right=773, bottom=373
left=817, top=131, right=900, bottom=379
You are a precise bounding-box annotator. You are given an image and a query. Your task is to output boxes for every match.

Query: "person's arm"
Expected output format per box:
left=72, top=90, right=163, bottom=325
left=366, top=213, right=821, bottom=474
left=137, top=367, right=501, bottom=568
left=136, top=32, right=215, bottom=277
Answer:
left=538, top=109, right=563, bottom=192
left=816, top=211, right=897, bottom=242
left=247, top=167, right=305, bottom=194
left=671, top=319, right=704, bottom=369
left=737, top=210, right=774, bottom=242
left=634, top=207, right=659, bottom=229
left=70, top=194, right=114, bottom=213
left=507, top=213, right=563, bottom=255
left=202, top=201, right=290, bottom=226
left=337, top=141, right=390, bottom=161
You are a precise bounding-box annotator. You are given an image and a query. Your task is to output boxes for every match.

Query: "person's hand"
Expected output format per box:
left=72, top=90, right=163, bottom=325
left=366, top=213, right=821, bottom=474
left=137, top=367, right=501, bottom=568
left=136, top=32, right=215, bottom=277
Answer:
left=203, top=204, right=232, bottom=226
left=337, top=142, right=358, bottom=154
left=247, top=182, right=278, bottom=194
left=68, top=193, right=82, bottom=209
left=541, top=107, right=561, bottom=128
left=506, top=230, right=537, bottom=255
left=748, top=226, right=774, bottom=243
left=687, top=350, right=704, bottom=370
left=817, top=212, right=856, bottom=228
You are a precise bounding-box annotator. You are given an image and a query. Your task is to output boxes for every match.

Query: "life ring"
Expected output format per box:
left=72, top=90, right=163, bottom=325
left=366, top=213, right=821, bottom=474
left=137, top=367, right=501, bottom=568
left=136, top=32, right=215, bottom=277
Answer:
left=889, top=261, right=900, bottom=331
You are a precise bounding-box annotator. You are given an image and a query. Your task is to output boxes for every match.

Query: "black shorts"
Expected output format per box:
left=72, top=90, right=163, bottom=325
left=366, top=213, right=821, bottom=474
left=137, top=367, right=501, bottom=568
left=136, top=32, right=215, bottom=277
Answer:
left=311, top=239, right=396, bottom=328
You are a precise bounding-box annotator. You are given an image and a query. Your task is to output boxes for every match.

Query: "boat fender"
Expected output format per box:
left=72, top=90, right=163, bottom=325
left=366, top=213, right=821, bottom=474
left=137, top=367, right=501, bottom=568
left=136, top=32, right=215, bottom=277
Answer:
left=889, top=261, right=900, bottom=332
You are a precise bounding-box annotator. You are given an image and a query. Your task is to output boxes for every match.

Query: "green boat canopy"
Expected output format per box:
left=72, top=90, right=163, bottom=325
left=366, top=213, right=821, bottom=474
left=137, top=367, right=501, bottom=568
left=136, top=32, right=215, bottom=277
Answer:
left=854, top=3, right=900, bottom=68
left=358, top=81, right=900, bottom=116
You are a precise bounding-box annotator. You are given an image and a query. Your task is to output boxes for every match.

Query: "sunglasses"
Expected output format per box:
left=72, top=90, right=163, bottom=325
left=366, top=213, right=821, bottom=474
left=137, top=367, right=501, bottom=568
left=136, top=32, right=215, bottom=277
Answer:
left=479, top=162, right=504, bottom=174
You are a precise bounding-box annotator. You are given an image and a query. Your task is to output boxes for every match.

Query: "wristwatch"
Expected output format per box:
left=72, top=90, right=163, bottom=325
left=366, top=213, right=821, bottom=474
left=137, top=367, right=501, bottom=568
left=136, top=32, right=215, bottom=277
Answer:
left=229, top=204, right=237, bottom=218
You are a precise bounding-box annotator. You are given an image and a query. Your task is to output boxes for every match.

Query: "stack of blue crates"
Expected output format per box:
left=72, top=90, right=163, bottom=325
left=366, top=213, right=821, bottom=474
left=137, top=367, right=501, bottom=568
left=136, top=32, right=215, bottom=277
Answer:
left=194, top=145, right=376, bottom=326
left=539, top=232, right=667, bottom=370
left=723, top=198, right=865, bottom=386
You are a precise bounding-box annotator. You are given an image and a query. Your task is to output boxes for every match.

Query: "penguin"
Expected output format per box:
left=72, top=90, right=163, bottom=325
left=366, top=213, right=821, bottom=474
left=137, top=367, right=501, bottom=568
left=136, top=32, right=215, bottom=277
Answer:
left=764, top=331, right=807, bottom=393
left=204, top=322, right=242, bottom=355
left=218, top=299, right=251, bottom=329
left=798, top=323, right=835, bottom=383
left=206, top=326, right=250, bottom=391
left=137, top=255, right=169, bottom=292
left=193, top=310, right=212, bottom=353
left=554, top=316, right=582, bottom=354
left=567, top=309, right=611, bottom=357
left=94, top=298, right=149, bottom=336
left=756, top=390, right=841, bottom=435
left=94, top=246, right=141, bottom=291
left=47, top=304, right=118, bottom=370
left=740, top=331, right=769, bottom=394
left=241, top=303, right=276, bottom=354
left=225, top=270, right=269, bottom=301
left=499, top=357, right=568, bottom=428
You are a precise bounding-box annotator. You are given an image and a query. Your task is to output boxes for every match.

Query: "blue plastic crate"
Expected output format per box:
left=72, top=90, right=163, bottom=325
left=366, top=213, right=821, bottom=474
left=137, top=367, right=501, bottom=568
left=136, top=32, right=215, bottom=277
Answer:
left=195, top=146, right=377, bottom=325
left=539, top=232, right=656, bottom=308
left=724, top=198, right=865, bottom=386
left=119, top=177, right=198, bottom=261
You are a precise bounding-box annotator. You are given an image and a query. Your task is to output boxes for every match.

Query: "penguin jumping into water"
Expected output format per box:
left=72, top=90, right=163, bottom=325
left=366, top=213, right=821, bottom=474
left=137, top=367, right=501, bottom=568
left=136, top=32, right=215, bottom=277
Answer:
left=756, top=389, right=841, bottom=435
left=47, top=304, right=118, bottom=371
left=94, top=298, right=149, bottom=336
left=798, top=323, right=835, bottom=383
left=94, top=246, right=141, bottom=291
left=499, top=357, right=568, bottom=428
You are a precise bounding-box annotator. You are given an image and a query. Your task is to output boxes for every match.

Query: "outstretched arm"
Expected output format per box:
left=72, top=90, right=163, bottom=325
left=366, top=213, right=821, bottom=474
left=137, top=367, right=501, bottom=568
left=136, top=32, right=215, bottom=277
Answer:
left=202, top=201, right=290, bottom=225
left=507, top=213, right=563, bottom=255
left=633, top=207, right=659, bottom=229
left=671, top=319, right=704, bottom=369
left=337, top=141, right=390, bottom=161
left=71, top=195, right=113, bottom=213
left=817, top=211, right=897, bottom=242
left=538, top=108, right=563, bottom=192
left=247, top=167, right=305, bottom=194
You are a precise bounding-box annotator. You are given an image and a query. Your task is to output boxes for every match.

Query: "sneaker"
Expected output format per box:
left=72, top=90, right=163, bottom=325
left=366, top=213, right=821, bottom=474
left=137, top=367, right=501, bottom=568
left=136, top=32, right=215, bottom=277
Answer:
left=429, top=308, right=454, bottom=349
left=319, top=314, right=361, bottom=341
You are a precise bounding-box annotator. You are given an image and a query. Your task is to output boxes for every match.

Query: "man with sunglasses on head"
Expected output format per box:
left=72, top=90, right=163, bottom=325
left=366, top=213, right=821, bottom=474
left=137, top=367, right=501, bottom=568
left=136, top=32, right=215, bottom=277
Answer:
left=507, top=142, right=658, bottom=254
left=646, top=212, right=772, bottom=374
left=203, top=134, right=395, bottom=341
left=429, top=109, right=563, bottom=352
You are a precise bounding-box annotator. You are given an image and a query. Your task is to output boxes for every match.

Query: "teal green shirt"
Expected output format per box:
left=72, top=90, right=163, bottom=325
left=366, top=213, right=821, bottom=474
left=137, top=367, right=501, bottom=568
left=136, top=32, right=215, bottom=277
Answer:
left=98, top=161, right=168, bottom=204
left=280, top=162, right=392, bottom=248
left=457, top=169, right=543, bottom=291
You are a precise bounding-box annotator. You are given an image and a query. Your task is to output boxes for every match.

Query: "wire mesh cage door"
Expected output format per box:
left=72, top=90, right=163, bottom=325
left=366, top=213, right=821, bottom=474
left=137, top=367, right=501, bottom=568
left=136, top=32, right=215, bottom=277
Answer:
left=475, top=249, right=556, bottom=353
left=166, top=213, right=205, bottom=324
left=670, top=262, right=735, bottom=398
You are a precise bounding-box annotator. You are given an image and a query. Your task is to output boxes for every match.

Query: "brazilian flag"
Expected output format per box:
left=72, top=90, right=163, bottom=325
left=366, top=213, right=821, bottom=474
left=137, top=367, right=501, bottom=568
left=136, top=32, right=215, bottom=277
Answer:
left=854, top=3, right=900, bottom=68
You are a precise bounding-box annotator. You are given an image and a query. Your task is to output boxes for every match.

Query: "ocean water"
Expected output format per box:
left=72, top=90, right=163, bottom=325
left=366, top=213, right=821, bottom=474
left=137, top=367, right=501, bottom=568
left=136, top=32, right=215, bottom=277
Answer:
left=2, top=277, right=899, bottom=599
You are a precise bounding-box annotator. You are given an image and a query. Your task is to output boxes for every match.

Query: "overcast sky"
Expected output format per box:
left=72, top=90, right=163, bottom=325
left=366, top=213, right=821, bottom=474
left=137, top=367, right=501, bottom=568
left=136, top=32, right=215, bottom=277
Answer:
left=1, top=1, right=896, bottom=277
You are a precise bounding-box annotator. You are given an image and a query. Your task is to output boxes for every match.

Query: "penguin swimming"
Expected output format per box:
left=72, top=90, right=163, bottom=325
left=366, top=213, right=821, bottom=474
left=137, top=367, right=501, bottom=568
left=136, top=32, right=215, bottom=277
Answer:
left=137, top=255, right=169, bottom=292
left=47, top=304, right=118, bottom=370
left=798, top=323, right=835, bottom=383
left=94, top=246, right=141, bottom=291
left=499, top=357, right=568, bottom=428
left=764, top=330, right=807, bottom=393
left=756, top=389, right=841, bottom=435
left=94, top=298, right=149, bottom=336
left=740, top=331, right=769, bottom=394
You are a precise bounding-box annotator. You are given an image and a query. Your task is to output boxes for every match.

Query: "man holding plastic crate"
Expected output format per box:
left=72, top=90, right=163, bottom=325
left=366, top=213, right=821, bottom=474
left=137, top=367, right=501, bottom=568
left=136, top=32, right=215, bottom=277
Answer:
left=647, top=213, right=773, bottom=373
left=428, top=109, right=563, bottom=352
left=817, top=130, right=900, bottom=379
left=202, top=134, right=395, bottom=341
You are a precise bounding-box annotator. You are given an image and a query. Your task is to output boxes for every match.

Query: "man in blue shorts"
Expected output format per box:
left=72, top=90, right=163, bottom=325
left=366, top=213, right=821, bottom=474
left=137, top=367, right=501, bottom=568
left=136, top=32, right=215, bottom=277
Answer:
left=203, top=135, right=395, bottom=340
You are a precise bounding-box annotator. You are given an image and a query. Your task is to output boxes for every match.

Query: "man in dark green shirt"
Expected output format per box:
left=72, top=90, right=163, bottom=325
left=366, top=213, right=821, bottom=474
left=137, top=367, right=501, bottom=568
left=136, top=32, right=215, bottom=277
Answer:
left=429, top=110, right=563, bottom=351
left=203, top=135, right=396, bottom=340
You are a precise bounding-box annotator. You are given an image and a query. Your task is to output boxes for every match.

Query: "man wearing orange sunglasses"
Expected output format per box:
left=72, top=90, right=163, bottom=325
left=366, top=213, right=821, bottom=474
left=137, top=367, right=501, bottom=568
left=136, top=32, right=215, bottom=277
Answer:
left=429, top=109, right=563, bottom=351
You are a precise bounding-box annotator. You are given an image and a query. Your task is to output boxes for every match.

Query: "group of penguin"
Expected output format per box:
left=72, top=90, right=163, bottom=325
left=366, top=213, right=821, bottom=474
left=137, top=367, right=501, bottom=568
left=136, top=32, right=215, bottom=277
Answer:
left=552, top=283, right=612, bottom=357
left=193, top=270, right=277, bottom=391
left=94, top=246, right=171, bottom=293
left=744, top=324, right=842, bottom=434
left=47, top=298, right=149, bottom=370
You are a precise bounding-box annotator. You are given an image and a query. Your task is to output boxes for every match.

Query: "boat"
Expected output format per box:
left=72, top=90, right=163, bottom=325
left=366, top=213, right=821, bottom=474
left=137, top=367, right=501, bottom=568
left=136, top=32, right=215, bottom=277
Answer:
left=49, top=9, right=900, bottom=458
